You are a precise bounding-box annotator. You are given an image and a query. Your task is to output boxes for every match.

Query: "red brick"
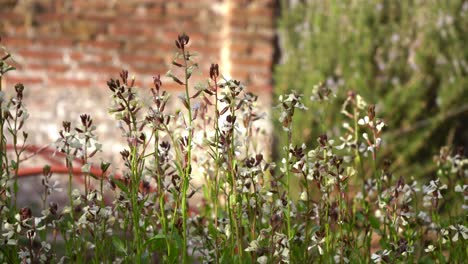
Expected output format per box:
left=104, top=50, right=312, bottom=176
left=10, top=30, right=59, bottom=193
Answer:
left=4, top=75, right=43, bottom=86
left=120, top=53, right=165, bottom=66
left=79, top=64, right=121, bottom=75
left=27, top=63, right=69, bottom=73
left=17, top=50, right=63, bottom=61
left=33, top=37, right=74, bottom=48
left=130, top=64, right=167, bottom=76
left=2, top=36, right=31, bottom=48
left=36, top=13, right=66, bottom=23
left=80, top=40, right=122, bottom=50
left=48, top=77, right=93, bottom=88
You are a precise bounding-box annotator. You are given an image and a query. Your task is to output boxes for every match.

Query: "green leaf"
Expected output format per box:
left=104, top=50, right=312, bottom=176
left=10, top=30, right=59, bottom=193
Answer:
left=166, top=71, right=184, bottom=86
left=143, top=234, right=166, bottom=249
left=10, top=160, right=17, bottom=170
left=369, top=215, right=380, bottom=230
left=113, top=178, right=128, bottom=193
left=355, top=212, right=365, bottom=223
left=112, top=236, right=127, bottom=256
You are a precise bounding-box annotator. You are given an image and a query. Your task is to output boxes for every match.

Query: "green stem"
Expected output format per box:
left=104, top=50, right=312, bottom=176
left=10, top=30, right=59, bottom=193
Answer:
left=181, top=46, right=193, bottom=263
left=285, top=129, right=293, bottom=241
left=213, top=81, right=220, bottom=264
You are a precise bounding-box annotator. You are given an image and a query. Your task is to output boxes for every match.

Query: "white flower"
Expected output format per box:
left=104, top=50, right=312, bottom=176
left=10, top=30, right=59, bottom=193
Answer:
left=454, top=184, right=467, bottom=193
left=449, top=224, right=468, bottom=242
left=417, top=211, right=431, bottom=223
left=358, top=116, right=370, bottom=126
left=371, top=249, right=391, bottom=263
left=257, top=256, right=268, bottom=264
left=334, top=253, right=349, bottom=263
left=425, top=245, right=436, bottom=252
left=376, top=120, right=385, bottom=132
left=440, top=228, right=449, bottom=244
left=245, top=240, right=259, bottom=252
left=336, top=134, right=353, bottom=150
left=356, top=95, right=367, bottom=109
left=308, top=232, right=325, bottom=255
left=422, top=179, right=448, bottom=207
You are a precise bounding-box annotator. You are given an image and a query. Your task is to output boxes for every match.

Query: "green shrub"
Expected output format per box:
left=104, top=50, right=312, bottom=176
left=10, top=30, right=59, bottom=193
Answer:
left=275, top=0, right=468, bottom=179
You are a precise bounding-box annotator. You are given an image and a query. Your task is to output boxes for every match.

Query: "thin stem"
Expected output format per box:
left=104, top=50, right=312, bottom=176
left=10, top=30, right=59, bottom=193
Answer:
left=213, top=78, right=221, bottom=264
left=181, top=45, right=193, bottom=263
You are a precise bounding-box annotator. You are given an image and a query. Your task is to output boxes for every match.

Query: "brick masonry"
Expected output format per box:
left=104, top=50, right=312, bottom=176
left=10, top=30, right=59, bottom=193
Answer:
left=0, top=0, right=276, bottom=167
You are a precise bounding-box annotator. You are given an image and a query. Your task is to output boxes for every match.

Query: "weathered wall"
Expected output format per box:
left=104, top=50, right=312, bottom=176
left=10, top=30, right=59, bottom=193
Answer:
left=0, top=0, right=276, bottom=163
left=1, top=0, right=275, bottom=91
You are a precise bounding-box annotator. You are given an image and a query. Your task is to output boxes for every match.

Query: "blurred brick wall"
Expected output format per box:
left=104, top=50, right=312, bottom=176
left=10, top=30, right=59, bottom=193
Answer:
left=0, top=0, right=276, bottom=165
left=1, top=0, right=276, bottom=93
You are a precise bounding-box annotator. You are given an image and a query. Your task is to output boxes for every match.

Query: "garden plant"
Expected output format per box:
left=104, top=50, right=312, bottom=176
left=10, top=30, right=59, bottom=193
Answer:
left=0, top=33, right=467, bottom=263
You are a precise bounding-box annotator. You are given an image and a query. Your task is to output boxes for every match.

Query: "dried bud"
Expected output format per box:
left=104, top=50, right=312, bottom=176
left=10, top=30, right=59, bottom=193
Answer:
left=14, top=83, right=24, bottom=99
left=120, top=150, right=130, bottom=161
left=62, top=121, right=71, bottom=133
left=153, top=74, right=162, bottom=91
left=109, top=178, right=117, bottom=190
left=318, top=134, right=328, bottom=147
left=20, top=207, right=32, bottom=221
left=49, top=202, right=58, bottom=215
left=368, top=105, right=376, bottom=120
left=210, top=63, right=219, bottom=80
left=120, top=70, right=129, bottom=85
left=107, top=79, right=118, bottom=92
left=256, top=154, right=263, bottom=164
left=80, top=114, right=92, bottom=128
left=26, top=230, right=36, bottom=240
left=141, top=180, right=150, bottom=194
left=176, top=33, right=190, bottom=49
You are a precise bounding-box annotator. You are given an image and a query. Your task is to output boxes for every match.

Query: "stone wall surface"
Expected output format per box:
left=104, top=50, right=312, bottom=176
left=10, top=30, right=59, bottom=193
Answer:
left=0, top=0, right=277, bottom=168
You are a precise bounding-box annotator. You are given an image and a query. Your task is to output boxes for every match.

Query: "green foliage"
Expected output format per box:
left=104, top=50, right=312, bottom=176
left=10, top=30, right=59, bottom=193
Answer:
left=275, top=0, right=468, bottom=179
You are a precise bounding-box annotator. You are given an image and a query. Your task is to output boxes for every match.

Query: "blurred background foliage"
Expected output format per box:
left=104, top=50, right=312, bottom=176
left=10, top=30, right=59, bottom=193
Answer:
left=274, top=0, right=468, bottom=180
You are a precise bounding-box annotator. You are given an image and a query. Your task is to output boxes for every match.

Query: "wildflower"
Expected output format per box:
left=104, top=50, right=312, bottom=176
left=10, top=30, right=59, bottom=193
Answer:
left=335, top=134, right=353, bottom=150
left=425, top=245, right=436, bottom=252
left=245, top=240, right=260, bottom=252
left=257, top=256, right=268, bottom=264
left=308, top=232, right=325, bottom=255
left=334, top=253, right=349, bottom=263
left=310, top=82, right=333, bottom=101
left=423, top=179, right=448, bottom=195
left=448, top=224, right=468, bottom=242
left=440, top=228, right=449, bottom=244
left=422, top=179, right=447, bottom=208
left=371, top=249, right=391, bottom=263
left=454, top=184, right=467, bottom=193
left=417, top=211, right=431, bottom=224
left=358, top=116, right=371, bottom=126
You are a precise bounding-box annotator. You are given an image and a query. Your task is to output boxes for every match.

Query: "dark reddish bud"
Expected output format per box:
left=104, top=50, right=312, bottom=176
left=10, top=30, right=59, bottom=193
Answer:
left=318, top=134, right=328, bottom=147
left=368, top=105, right=376, bottom=120
left=153, top=75, right=162, bottom=90
left=210, top=63, right=219, bottom=80
left=62, top=121, right=71, bottom=133
left=120, top=70, right=129, bottom=85
left=20, top=207, right=32, bottom=221
left=15, top=83, right=24, bottom=99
